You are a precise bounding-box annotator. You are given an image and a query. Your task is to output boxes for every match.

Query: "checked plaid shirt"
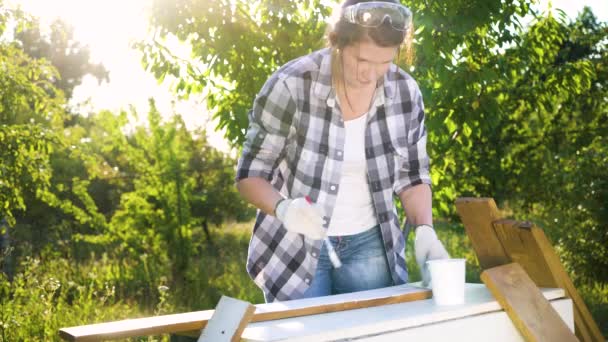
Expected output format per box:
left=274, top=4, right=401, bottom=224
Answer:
left=236, top=47, right=431, bottom=301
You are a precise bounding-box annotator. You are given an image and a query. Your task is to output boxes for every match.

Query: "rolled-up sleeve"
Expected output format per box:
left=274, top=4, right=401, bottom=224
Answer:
left=393, top=82, right=432, bottom=195
left=236, top=76, right=296, bottom=182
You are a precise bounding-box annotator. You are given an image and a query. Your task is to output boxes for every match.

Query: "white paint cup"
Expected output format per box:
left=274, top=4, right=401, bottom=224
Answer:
left=426, top=258, right=466, bottom=306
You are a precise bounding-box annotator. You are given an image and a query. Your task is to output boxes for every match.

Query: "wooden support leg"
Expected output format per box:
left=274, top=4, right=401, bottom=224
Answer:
left=198, top=296, right=255, bottom=342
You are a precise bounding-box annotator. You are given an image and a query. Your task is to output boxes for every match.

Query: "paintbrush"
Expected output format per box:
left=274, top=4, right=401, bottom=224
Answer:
left=305, top=196, right=342, bottom=268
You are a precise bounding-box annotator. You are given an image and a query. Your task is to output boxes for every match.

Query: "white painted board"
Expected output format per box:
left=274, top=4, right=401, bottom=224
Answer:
left=241, top=283, right=571, bottom=342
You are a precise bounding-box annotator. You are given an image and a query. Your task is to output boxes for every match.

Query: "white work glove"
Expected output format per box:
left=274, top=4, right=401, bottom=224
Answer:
left=415, top=224, right=450, bottom=287
left=275, top=197, right=326, bottom=240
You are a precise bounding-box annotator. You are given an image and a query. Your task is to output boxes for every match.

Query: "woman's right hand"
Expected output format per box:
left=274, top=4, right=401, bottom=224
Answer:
left=275, top=197, right=327, bottom=240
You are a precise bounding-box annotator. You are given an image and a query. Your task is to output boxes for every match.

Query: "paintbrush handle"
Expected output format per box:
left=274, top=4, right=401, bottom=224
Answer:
left=324, top=237, right=343, bottom=268
left=304, top=196, right=342, bottom=268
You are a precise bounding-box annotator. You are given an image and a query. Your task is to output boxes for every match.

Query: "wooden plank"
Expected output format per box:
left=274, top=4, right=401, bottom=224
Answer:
left=59, top=284, right=431, bottom=341
left=481, top=263, right=578, bottom=342
left=572, top=308, right=594, bottom=342
left=455, top=197, right=511, bottom=269
left=530, top=225, right=604, bottom=342
left=59, top=310, right=215, bottom=342
left=492, top=220, right=559, bottom=287
left=198, top=296, right=256, bottom=342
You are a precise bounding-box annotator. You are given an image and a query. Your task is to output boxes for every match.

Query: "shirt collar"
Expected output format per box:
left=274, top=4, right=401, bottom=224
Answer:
left=312, top=48, right=396, bottom=106
left=330, top=85, right=386, bottom=111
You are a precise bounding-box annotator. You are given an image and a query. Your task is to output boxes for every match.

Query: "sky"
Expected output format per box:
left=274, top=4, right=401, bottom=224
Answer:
left=5, top=0, right=608, bottom=152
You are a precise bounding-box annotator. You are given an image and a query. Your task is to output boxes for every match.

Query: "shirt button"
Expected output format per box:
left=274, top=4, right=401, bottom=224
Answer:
left=330, top=185, right=336, bottom=191
left=337, top=151, right=343, bottom=156
left=311, top=252, right=318, bottom=257
left=305, top=278, right=311, bottom=284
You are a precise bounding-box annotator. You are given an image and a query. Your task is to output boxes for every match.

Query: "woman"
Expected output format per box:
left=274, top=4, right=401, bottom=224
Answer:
left=236, top=0, right=449, bottom=302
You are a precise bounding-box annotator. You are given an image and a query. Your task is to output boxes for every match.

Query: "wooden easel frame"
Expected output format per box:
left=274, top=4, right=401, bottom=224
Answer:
left=456, top=197, right=604, bottom=342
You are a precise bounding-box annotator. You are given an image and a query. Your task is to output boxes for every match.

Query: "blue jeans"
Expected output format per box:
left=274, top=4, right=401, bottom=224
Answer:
left=301, top=225, right=393, bottom=299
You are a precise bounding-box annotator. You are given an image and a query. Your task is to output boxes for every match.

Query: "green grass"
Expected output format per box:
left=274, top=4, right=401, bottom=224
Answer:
left=0, top=257, right=142, bottom=342
left=577, top=281, right=608, bottom=337
left=1, top=219, right=606, bottom=341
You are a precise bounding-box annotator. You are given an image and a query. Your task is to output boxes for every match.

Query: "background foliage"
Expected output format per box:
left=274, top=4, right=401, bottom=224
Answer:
left=0, top=0, right=606, bottom=340
left=142, top=0, right=607, bottom=283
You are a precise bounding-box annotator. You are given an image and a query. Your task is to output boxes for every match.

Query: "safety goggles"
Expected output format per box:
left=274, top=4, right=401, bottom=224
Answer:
left=342, top=2, right=412, bottom=32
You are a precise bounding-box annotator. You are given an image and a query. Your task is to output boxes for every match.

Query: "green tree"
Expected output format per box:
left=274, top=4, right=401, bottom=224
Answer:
left=0, top=5, right=107, bottom=282
left=70, top=102, right=252, bottom=304
left=16, top=17, right=109, bottom=101
left=139, top=0, right=331, bottom=145
left=510, top=8, right=608, bottom=282
left=0, top=6, right=64, bottom=228
left=3, top=12, right=113, bottom=264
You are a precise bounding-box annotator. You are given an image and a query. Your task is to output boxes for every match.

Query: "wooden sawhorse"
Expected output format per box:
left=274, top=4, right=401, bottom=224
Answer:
left=456, top=197, right=604, bottom=342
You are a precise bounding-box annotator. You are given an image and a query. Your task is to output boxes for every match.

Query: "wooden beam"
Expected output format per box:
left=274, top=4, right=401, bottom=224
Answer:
left=481, top=263, right=578, bottom=342
left=455, top=197, right=510, bottom=269
left=492, top=220, right=559, bottom=287
left=530, top=225, right=604, bottom=342
left=59, top=284, right=431, bottom=341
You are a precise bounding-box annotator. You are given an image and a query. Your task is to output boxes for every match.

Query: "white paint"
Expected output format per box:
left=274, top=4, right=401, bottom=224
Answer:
left=252, top=284, right=426, bottom=314
left=357, top=299, right=573, bottom=342
left=241, top=283, right=572, bottom=342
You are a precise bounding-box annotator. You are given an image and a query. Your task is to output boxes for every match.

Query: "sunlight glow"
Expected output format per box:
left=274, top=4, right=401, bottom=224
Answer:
left=6, top=0, right=606, bottom=156
left=538, top=0, right=608, bottom=22
left=12, top=0, right=149, bottom=64
left=7, top=0, right=234, bottom=153
left=9, top=0, right=158, bottom=114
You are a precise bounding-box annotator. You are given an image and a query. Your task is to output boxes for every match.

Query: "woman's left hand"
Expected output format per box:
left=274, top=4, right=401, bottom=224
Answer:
left=414, top=224, right=450, bottom=287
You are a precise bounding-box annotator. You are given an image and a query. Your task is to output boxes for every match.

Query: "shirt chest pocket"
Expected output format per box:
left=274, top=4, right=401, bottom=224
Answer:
left=385, top=116, right=413, bottom=173
left=285, top=142, right=327, bottom=177
left=385, top=136, right=411, bottom=186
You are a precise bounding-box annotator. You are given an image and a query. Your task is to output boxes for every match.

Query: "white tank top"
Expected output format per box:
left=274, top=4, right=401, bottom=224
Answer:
left=327, top=112, right=378, bottom=236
